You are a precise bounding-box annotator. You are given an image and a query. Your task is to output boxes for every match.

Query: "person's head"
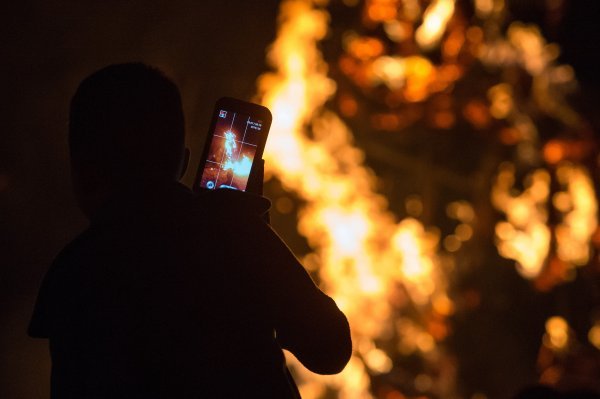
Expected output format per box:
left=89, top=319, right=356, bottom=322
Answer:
left=69, top=63, right=188, bottom=217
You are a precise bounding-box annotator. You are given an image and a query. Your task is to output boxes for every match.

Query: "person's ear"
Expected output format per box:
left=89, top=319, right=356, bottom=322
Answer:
left=179, top=147, right=190, bottom=180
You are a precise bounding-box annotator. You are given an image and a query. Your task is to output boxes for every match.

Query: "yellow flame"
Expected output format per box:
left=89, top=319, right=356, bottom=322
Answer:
left=589, top=323, right=600, bottom=350
left=415, top=0, right=456, bottom=50
left=256, top=0, right=447, bottom=396
left=544, top=316, right=570, bottom=351
left=555, top=163, right=598, bottom=266
left=492, top=163, right=551, bottom=278
left=508, top=23, right=555, bottom=76
left=492, top=160, right=598, bottom=279
left=474, top=0, right=494, bottom=18
left=252, top=0, right=597, bottom=394
left=483, top=14, right=595, bottom=282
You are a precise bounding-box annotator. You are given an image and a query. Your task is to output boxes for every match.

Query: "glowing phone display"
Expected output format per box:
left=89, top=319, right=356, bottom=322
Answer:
left=194, top=98, right=271, bottom=193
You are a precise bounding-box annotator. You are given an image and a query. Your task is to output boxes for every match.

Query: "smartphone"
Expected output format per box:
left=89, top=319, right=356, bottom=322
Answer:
left=193, top=97, right=272, bottom=193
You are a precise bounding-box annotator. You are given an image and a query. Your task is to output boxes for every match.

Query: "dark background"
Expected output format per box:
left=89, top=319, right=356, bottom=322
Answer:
left=1, top=1, right=600, bottom=398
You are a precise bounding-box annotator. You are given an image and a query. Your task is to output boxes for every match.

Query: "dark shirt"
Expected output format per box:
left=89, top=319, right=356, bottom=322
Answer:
left=29, top=182, right=351, bottom=398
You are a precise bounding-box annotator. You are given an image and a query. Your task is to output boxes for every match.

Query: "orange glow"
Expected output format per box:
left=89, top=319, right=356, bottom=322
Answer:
left=415, top=0, right=456, bottom=50
left=369, top=55, right=438, bottom=102
left=492, top=161, right=598, bottom=280
left=492, top=164, right=551, bottom=278
left=463, top=100, right=491, bottom=130
left=488, top=83, right=514, bottom=119
left=366, top=0, right=398, bottom=22
left=442, top=28, right=465, bottom=59
left=543, top=140, right=565, bottom=164
left=256, top=0, right=448, bottom=396
left=508, top=23, right=553, bottom=76
left=403, top=56, right=436, bottom=102
left=253, top=0, right=598, bottom=395
left=432, top=111, right=455, bottom=129
left=543, top=316, right=570, bottom=351
left=589, top=323, right=600, bottom=350
left=338, top=93, right=359, bottom=117
left=474, top=0, right=495, bottom=18
left=554, top=163, right=598, bottom=267
left=346, top=36, right=385, bottom=61
left=371, top=113, right=402, bottom=131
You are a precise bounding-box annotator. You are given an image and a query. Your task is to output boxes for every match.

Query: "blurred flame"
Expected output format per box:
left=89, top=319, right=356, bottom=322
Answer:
left=492, top=160, right=598, bottom=279
left=474, top=0, right=495, bottom=18
left=555, top=163, right=598, bottom=266
left=370, top=55, right=437, bottom=102
left=507, top=23, right=555, bottom=76
left=589, top=323, right=600, bottom=350
left=256, top=0, right=447, bottom=396
left=365, top=0, right=398, bottom=23
left=544, top=316, right=570, bottom=351
left=415, top=0, right=455, bottom=50
left=492, top=164, right=551, bottom=278
left=253, top=0, right=598, bottom=395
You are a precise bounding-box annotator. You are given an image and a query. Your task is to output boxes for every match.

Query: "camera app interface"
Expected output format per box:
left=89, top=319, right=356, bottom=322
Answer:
left=198, top=109, right=264, bottom=191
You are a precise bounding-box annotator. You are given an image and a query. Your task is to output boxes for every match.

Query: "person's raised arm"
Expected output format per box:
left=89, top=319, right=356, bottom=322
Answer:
left=212, top=159, right=352, bottom=374
left=257, top=224, right=352, bottom=374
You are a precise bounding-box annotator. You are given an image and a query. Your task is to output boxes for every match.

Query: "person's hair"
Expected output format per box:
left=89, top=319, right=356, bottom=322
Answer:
left=69, top=63, right=185, bottom=181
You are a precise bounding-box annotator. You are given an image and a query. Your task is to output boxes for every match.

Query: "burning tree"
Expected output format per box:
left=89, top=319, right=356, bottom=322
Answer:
left=255, top=0, right=600, bottom=397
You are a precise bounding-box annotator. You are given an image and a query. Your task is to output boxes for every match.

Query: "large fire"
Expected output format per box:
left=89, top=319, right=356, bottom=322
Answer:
left=256, top=1, right=449, bottom=397
left=254, top=0, right=598, bottom=397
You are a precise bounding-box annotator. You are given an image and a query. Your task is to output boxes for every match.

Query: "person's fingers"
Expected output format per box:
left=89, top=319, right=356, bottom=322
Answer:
left=247, top=158, right=265, bottom=195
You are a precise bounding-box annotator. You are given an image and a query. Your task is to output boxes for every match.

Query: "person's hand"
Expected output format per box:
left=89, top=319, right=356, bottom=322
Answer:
left=246, top=159, right=270, bottom=224
left=246, top=158, right=265, bottom=195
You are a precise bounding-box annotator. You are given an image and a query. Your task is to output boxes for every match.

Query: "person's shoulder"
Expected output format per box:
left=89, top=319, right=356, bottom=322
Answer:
left=28, top=227, right=96, bottom=338
left=49, top=227, right=98, bottom=272
left=38, top=226, right=107, bottom=290
left=196, top=189, right=271, bottom=217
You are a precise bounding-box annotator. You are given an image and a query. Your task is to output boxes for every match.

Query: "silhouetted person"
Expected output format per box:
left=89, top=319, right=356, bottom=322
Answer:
left=28, top=63, right=352, bottom=398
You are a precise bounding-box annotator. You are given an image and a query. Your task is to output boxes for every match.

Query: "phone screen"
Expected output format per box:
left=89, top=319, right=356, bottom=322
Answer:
left=197, top=107, right=266, bottom=192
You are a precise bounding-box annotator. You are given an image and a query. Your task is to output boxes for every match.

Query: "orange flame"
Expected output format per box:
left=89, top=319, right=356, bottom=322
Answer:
left=492, top=161, right=598, bottom=279
left=256, top=0, right=448, bottom=396
left=254, top=0, right=598, bottom=395
left=484, top=18, right=597, bottom=280
left=492, top=164, right=551, bottom=278
left=415, top=0, right=455, bottom=50
left=555, top=163, right=598, bottom=267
